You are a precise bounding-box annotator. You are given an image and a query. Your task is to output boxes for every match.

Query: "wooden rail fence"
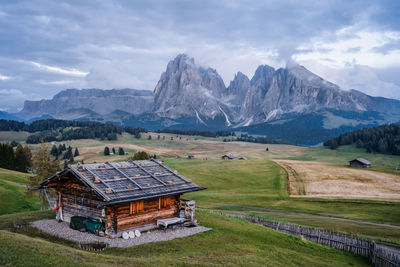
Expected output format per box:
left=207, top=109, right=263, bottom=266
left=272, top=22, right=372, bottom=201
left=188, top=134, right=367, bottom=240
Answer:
left=207, top=210, right=400, bottom=267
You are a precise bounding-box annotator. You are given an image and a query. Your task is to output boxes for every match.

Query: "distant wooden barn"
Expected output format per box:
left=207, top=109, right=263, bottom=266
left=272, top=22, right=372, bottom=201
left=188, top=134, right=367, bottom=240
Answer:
left=221, top=154, right=237, bottom=160
left=38, top=159, right=205, bottom=235
left=349, top=158, right=371, bottom=168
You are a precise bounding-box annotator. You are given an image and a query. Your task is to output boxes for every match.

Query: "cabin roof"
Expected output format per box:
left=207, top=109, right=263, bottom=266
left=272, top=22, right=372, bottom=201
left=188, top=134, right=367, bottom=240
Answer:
left=222, top=154, right=237, bottom=159
left=39, top=159, right=205, bottom=206
left=349, top=158, right=371, bottom=165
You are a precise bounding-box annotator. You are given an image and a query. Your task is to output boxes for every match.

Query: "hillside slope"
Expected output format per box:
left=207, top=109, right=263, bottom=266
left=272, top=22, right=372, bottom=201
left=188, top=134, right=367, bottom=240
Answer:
left=0, top=211, right=369, bottom=266
left=0, top=168, right=40, bottom=215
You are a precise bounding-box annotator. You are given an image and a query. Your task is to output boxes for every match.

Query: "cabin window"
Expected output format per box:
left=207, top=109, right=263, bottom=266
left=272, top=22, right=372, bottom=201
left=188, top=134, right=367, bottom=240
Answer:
left=130, top=200, right=144, bottom=215
left=160, top=197, right=170, bottom=209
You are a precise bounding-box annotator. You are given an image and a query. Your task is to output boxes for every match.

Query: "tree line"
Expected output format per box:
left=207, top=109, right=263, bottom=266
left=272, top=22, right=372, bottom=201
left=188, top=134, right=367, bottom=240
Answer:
left=323, top=123, right=400, bottom=155
left=104, top=146, right=125, bottom=156
left=124, top=126, right=147, bottom=138
left=155, top=129, right=235, bottom=138
left=0, top=142, right=32, bottom=172
left=26, top=127, right=121, bottom=144
left=223, top=134, right=281, bottom=144
left=0, top=119, right=148, bottom=143
left=50, top=144, right=79, bottom=163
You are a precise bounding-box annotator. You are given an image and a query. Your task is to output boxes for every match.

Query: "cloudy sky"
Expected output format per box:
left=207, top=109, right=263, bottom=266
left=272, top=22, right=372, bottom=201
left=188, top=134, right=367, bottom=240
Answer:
left=0, top=0, right=399, bottom=112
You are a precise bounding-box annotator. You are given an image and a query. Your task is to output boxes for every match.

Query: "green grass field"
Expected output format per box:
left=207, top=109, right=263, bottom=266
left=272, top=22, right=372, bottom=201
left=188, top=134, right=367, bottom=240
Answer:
left=0, top=132, right=399, bottom=265
left=0, top=131, right=31, bottom=143
left=0, top=168, right=40, bottom=215
left=0, top=210, right=369, bottom=266
left=283, top=146, right=400, bottom=169
left=164, top=158, right=400, bottom=245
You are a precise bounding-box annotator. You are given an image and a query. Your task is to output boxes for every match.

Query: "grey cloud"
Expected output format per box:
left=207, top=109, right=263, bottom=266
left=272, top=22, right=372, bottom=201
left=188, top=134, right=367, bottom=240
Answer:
left=0, top=0, right=399, bottom=111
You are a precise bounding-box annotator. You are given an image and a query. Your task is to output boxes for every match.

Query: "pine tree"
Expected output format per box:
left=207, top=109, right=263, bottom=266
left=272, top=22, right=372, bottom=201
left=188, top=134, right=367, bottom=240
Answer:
left=63, top=146, right=73, bottom=160
left=0, top=143, right=15, bottom=170
left=355, top=139, right=364, bottom=148
left=15, top=143, right=28, bottom=172
left=58, top=144, right=63, bottom=154
left=329, top=139, right=339, bottom=150
left=74, top=147, right=80, bottom=157
left=148, top=135, right=152, bottom=140
left=50, top=145, right=58, bottom=157
left=118, top=147, right=125, bottom=155
left=112, top=147, right=116, bottom=154
left=104, top=146, right=110, bottom=156
left=23, top=145, right=32, bottom=168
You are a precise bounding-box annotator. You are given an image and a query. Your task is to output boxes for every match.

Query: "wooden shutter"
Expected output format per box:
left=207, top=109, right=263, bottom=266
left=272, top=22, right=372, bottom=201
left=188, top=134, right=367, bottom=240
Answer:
left=129, top=201, right=144, bottom=215
left=160, top=197, right=170, bottom=209
left=137, top=200, right=144, bottom=213
left=129, top=202, right=135, bottom=215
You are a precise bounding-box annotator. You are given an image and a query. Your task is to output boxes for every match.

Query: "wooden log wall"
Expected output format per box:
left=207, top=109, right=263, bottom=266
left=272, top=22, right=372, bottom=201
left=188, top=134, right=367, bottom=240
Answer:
left=207, top=211, right=400, bottom=267
left=57, top=175, right=105, bottom=220
left=106, top=195, right=180, bottom=232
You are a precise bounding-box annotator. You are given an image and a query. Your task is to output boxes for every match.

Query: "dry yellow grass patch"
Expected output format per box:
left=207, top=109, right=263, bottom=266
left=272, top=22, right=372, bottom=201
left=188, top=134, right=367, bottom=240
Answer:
left=275, top=160, right=400, bottom=201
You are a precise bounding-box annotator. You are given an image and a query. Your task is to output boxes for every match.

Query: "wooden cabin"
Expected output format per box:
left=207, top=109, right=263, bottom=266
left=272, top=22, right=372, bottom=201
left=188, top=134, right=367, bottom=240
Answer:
left=221, top=154, right=237, bottom=160
left=349, top=158, right=371, bottom=168
left=38, top=159, right=205, bottom=235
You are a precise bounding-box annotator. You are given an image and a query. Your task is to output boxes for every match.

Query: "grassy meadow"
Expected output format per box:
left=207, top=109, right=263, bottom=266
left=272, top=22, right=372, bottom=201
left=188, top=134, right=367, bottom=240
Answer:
left=0, top=131, right=399, bottom=265
left=0, top=168, right=40, bottom=215
left=0, top=210, right=369, bottom=266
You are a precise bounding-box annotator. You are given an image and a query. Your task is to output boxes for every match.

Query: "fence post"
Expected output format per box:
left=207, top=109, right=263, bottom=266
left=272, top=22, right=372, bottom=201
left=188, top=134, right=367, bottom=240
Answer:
left=369, top=241, right=376, bottom=264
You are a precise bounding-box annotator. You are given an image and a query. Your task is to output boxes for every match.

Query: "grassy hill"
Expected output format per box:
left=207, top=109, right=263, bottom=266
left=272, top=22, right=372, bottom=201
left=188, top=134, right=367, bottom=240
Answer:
left=0, top=168, right=40, bottom=215
left=164, top=158, right=400, bottom=246
left=0, top=132, right=399, bottom=265
left=0, top=211, right=369, bottom=266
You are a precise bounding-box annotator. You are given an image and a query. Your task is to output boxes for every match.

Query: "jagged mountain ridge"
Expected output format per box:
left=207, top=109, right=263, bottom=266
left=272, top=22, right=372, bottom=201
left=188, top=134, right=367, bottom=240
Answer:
left=15, top=54, right=400, bottom=145
left=153, top=54, right=400, bottom=127
left=19, top=88, right=154, bottom=119
left=153, top=54, right=233, bottom=126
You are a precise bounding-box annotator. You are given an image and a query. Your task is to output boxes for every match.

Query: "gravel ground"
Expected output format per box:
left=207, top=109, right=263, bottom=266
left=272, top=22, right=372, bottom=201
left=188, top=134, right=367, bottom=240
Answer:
left=31, top=219, right=212, bottom=248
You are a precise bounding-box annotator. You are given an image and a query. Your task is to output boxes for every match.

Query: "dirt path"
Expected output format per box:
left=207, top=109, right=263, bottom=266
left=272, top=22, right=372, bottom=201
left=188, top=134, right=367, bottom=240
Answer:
left=278, top=162, right=305, bottom=195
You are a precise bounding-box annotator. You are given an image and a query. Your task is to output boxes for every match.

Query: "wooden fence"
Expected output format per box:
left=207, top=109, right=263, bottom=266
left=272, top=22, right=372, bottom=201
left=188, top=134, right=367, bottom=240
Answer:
left=207, top=210, right=400, bottom=267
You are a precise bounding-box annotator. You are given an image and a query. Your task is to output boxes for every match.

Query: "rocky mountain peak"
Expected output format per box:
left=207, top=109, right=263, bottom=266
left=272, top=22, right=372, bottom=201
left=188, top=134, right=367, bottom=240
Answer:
left=17, top=54, right=400, bottom=135
left=227, top=72, right=250, bottom=106
left=153, top=54, right=230, bottom=122
left=251, top=65, right=275, bottom=86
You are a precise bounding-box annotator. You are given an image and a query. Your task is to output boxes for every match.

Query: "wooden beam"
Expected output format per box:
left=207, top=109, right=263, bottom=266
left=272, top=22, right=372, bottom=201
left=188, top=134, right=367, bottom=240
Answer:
left=106, top=162, right=144, bottom=190
left=129, top=160, right=168, bottom=186
left=81, top=167, right=114, bottom=192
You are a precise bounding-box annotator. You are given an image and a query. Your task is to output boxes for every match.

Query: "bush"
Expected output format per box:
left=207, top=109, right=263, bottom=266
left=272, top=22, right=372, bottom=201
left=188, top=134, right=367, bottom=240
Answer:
left=131, top=151, right=150, bottom=160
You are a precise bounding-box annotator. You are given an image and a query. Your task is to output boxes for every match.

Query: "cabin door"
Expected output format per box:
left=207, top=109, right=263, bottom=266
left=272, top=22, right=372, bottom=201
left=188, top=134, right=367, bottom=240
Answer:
left=56, top=192, right=64, bottom=221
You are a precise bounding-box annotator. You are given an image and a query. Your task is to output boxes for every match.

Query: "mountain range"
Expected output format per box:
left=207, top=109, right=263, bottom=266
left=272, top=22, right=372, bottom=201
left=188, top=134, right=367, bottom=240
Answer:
left=6, top=54, right=400, bottom=145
